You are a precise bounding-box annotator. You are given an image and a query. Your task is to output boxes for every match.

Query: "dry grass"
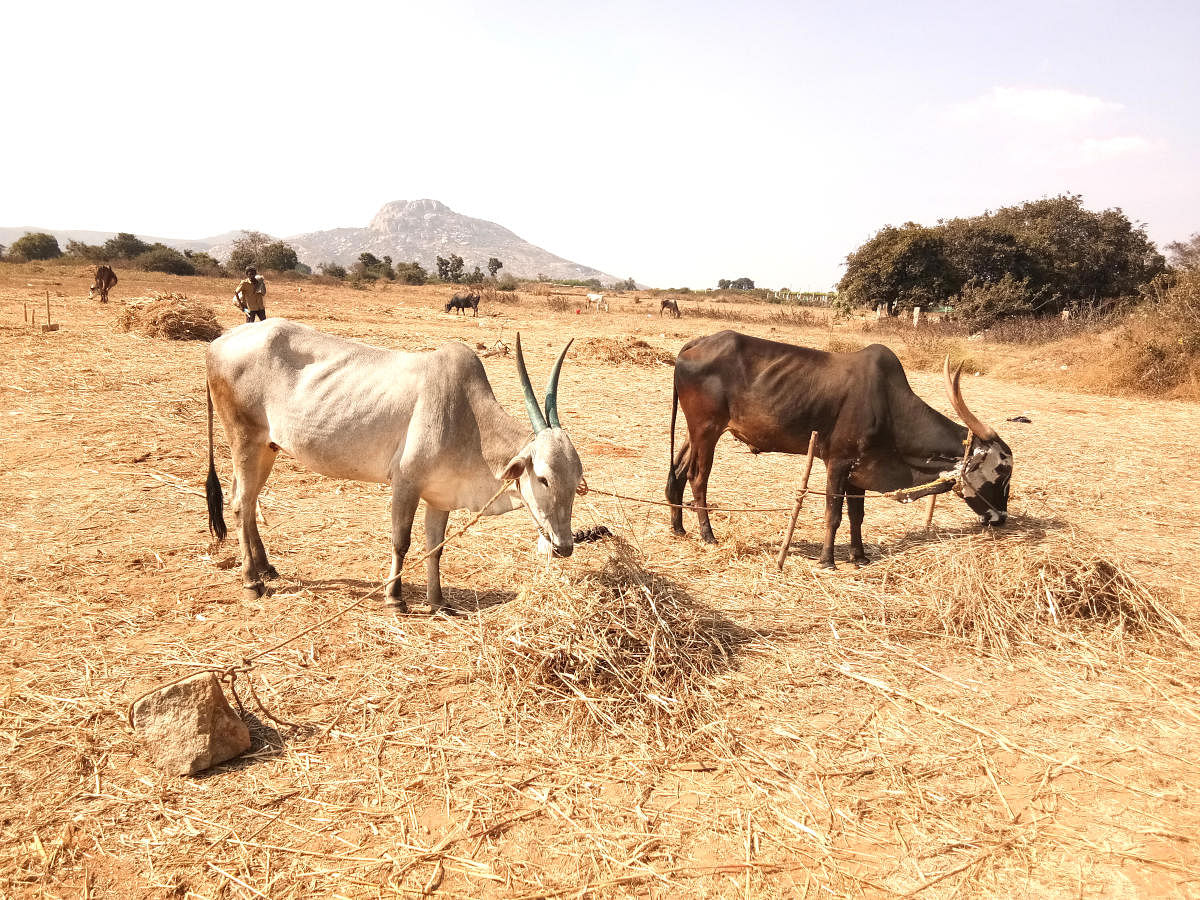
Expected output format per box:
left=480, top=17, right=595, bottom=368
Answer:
left=575, top=335, right=675, bottom=366
left=470, top=538, right=749, bottom=745
left=114, top=292, right=223, bottom=341
left=3, top=264, right=1200, bottom=896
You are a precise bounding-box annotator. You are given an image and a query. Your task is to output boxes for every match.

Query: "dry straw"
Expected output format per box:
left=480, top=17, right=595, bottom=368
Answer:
left=115, top=292, right=223, bottom=341
left=574, top=336, right=675, bottom=367
left=468, top=536, right=751, bottom=745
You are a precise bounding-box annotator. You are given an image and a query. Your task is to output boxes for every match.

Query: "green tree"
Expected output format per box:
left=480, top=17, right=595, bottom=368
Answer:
left=10, top=232, right=62, bottom=260
left=395, top=261, right=428, bottom=285
left=65, top=240, right=107, bottom=261
left=447, top=254, right=465, bottom=283
left=103, top=232, right=151, bottom=260
left=613, top=277, right=637, bottom=291
left=136, top=244, right=196, bottom=276
left=487, top=257, right=503, bottom=278
left=183, top=249, right=224, bottom=276
left=717, top=279, right=732, bottom=290
left=319, top=262, right=347, bottom=279
left=731, top=277, right=755, bottom=290
left=436, top=256, right=450, bottom=280
left=258, top=241, right=299, bottom=272
left=227, top=231, right=272, bottom=271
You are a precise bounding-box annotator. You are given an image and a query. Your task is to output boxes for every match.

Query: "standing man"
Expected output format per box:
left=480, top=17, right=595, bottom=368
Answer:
left=234, top=266, right=268, bottom=322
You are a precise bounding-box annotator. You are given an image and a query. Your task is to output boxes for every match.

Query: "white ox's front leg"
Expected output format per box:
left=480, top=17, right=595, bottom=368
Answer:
left=386, top=483, right=421, bottom=612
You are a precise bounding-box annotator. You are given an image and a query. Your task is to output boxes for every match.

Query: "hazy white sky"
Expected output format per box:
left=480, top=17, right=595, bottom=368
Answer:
left=3, top=0, right=1197, bottom=288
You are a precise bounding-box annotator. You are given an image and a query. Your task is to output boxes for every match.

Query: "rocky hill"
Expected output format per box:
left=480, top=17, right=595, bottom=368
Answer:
left=271, top=199, right=618, bottom=282
left=2, top=200, right=620, bottom=283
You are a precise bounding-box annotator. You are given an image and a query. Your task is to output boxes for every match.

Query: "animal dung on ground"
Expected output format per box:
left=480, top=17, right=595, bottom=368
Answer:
left=575, top=336, right=674, bottom=367
left=115, top=293, right=223, bottom=341
left=572, top=524, right=613, bottom=543
left=130, top=672, right=251, bottom=776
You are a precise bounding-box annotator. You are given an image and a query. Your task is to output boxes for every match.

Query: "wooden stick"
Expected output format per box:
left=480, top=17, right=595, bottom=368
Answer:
left=924, top=494, right=937, bottom=530
left=775, top=431, right=819, bottom=570
left=46, top=290, right=51, bottom=326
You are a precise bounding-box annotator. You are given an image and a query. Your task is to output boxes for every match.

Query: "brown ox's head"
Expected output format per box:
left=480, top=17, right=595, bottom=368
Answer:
left=943, top=358, right=1013, bottom=526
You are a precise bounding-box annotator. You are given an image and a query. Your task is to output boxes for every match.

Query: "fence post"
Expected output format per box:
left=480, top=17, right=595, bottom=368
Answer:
left=912, top=306, right=921, bottom=327
left=775, top=431, right=819, bottom=571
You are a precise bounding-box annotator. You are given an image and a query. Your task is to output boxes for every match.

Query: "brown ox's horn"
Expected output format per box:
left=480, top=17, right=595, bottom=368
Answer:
left=515, top=333, right=548, bottom=433
left=943, top=356, right=997, bottom=441
left=543, top=339, right=573, bottom=429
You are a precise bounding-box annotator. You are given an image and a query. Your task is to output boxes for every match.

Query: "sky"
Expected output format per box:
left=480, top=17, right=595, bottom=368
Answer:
left=2, top=0, right=1197, bottom=289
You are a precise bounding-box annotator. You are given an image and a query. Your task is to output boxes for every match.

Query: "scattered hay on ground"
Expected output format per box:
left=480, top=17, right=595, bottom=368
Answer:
left=575, top=335, right=674, bottom=366
left=115, top=293, right=223, bottom=341
left=470, top=539, right=749, bottom=744
left=849, top=532, right=1193, bottom=654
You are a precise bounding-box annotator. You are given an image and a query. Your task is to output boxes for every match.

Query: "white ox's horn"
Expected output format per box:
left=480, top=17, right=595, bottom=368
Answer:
left=515, top=333, right=548, bottom=432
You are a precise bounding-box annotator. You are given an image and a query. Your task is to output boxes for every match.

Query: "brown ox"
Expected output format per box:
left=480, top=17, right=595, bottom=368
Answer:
left=89, top=265, right=118, bottom=303
left=666, top=331, right=1012, bottom=568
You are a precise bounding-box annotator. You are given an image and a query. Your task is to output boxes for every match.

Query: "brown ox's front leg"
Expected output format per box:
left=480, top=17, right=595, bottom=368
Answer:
left=846, top=486, right=868, bottom=566
left=819, top=460, right=853, bottom=569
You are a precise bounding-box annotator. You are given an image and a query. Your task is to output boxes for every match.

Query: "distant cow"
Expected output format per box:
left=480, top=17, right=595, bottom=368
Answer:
left=445, top=292, right=480, bottom=317
left=89, top=266, right=118, bottom=303
left=585, top=292, right=609, bottom=312
left=660, top=298, right=681, bottom=318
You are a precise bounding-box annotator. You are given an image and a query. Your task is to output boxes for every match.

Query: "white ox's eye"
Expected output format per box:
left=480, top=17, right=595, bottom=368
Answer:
left=537, top=475, right=549, bottom=488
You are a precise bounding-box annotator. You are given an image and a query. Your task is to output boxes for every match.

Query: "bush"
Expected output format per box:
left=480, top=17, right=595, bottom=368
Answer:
left=103, top=232, right=152, bottom=260
left=226, top=231, right=301, bottom=273
left=183, top=250, right=224, bottom=276
left=65, top=240, right=108, bottom=261
left=953, top=275, right=1039, bottom=330
left=136, top=244, right=196, bottom=276
left=319, top=262, right=347, bottom=279
left=496, top=273, right=519, bottom=291
left=10, top=232, right=61, bottom=261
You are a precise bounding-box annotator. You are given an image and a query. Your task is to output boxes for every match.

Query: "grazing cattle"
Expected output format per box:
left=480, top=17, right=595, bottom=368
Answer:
left=205, top=320, right=583, bottom=611
left=445, top=292, right=480, bottom=317
left=666, top=331, right=1012, bottom=568
left=659, top=298, right=681, bottom=319
left=585, top=292, right=609, bottom=312
left=89, top=265, right=118, bottom=303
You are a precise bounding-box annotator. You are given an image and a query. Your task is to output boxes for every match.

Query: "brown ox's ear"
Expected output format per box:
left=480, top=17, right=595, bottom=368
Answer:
left=499, top=450, right=531, bottom=483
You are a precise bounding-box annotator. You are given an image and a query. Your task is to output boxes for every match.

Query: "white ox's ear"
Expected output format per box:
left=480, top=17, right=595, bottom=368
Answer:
left=499, top=450, right=532, bottom=483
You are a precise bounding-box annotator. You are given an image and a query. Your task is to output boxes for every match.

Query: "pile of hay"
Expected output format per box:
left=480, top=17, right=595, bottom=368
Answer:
left=115, top=293, right=223, bottom=341
left=471, top=540, right=747, bottom=743
left=860, top=532, right=1192, bottom=653
left=576, top=336, right=674, bottom=367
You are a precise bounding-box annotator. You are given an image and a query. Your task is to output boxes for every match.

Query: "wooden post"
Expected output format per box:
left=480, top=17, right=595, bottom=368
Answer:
left=23, top=303, right=28, bottom=323
left=775, top=431, right=819, bottom=571
left=924, top=494, right=937, bottom=530
left=912, top=306, right=921, bottom=327
left=46, top=291, right=51, bottom=325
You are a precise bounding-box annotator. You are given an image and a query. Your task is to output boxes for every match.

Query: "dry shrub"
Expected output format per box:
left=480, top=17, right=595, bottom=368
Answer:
left=768, top=306, right=818, bottom=327
left=861, top=533, right=1192, bottom=654
left=575, top=335, right=674, bottom=366
left=826, top=336, right=865, bottom=354
left=469, top=540, right=749, bottom=743
left=543, top=293, right=573, bottom=312
left=1071, top=272, right=1200, bottom=399
left=115, top=293, right=223, bottom=341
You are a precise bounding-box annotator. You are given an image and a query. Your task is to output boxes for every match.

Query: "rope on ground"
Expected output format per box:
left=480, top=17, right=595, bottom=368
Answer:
left=126, top=478, right=516, bottom=729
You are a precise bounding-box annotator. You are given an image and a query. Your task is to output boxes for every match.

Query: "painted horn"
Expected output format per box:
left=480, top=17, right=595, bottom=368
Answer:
left=515, top=333, right=549, bottom=433
left=942, top=356, right=997, bottom=441
left=543, top=339, right=574, bottom=429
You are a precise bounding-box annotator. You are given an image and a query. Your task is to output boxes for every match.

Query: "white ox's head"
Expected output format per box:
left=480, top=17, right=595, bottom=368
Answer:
left=501, top=335, right=583, bottom=557
left=943, top=358, right=1013, bottom=526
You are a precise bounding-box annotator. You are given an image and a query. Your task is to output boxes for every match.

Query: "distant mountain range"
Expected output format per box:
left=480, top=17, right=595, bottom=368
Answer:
left=0, top=199, right=622, bottom=283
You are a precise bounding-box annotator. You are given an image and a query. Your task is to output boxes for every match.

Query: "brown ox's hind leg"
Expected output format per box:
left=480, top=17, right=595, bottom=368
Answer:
left=665, top=440, right=690, bottom=535
left=230, top=440, right=278, bottom=594
left=819, top=460, right=853, bottom=569
left=687, top=427, right=721, bottom=544
left=846, top=486, right=868, bottom=566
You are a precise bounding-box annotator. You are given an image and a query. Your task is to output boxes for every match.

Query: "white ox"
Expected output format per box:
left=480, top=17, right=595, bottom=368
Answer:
left=585, top=292, right=608, bottom=312
left=205, top=319, right=583, bottom=612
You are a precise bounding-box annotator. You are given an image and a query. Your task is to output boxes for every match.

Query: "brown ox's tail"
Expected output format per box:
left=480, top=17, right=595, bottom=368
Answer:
left=669, top=380, right=679, bottom=473
left=206, top=383, right=227, bottom=541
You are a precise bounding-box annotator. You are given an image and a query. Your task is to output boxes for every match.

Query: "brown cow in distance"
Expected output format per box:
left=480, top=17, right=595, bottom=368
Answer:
left=659, top=298, right=681, bottom=318
left=89, top=266, right=118, bottom=303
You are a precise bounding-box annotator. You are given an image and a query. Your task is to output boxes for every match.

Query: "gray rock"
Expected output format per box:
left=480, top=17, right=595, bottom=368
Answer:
left=131, top=672, right=251, bottom=776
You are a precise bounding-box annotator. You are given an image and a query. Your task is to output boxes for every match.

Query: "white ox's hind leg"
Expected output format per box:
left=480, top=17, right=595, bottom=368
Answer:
left=230, top=441, right=278, bottom=595
left=423, top=506, right=451, bottom=613
left=386, top=483, right=421, bottom=613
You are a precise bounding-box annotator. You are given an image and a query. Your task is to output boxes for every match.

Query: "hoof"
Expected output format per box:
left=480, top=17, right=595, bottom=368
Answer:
left=262, top=565, right=280, bottom=581
left=385, top=597, right=409, bottom=614
left=432, top=606, right=459, bottom=618
left=242, top=581, right=266, bottom=600
left=670, top=525, right=686, bottom=537
left=851, top=557, right=870, bottom=569
left=816, top=561, right=836, bottom=572
left=701, top=533, right=718, bottom=545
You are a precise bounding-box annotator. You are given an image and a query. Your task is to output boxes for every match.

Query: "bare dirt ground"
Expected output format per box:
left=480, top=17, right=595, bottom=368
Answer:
left=3, top=264, right=1200, bottom=897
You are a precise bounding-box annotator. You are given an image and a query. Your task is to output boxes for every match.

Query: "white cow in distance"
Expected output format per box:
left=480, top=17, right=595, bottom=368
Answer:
left=585, top=292, right=609, bottom=312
